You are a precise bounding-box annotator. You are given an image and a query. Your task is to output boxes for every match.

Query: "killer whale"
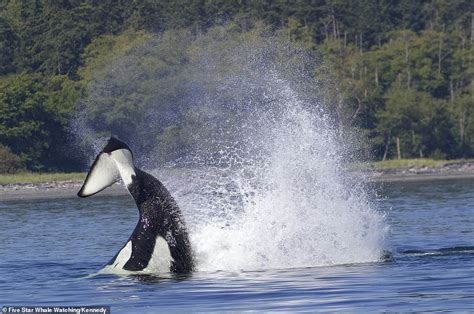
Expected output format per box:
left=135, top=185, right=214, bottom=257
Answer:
left=78, top=137, right=194, bottom=274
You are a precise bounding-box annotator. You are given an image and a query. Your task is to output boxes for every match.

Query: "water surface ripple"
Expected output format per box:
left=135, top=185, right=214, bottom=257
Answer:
left=0, top=178, right=473, bottom=312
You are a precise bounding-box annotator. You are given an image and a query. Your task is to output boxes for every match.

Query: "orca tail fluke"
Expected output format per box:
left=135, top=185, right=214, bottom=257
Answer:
left=77, top=137, right=134, bottom=197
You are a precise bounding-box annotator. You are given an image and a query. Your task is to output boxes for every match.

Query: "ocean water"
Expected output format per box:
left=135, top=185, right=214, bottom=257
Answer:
left=0, top=177, right=473, bottom=312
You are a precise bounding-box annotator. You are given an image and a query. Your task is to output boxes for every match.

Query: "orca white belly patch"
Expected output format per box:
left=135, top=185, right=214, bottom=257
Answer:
left=100, top=237, right=173, bottom=275
left=144, top=236, right=174, bottom=273
left=99, top=241, right=133, bottom=275
left=111, top=241, right=132, bottom=269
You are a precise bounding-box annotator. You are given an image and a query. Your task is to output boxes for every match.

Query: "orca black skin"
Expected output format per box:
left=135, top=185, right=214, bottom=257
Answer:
left=111, top=168, right=193, bottom=272
left=102, top=136, right=132, bottom=153
left=78, top=137, right=194, bottom=273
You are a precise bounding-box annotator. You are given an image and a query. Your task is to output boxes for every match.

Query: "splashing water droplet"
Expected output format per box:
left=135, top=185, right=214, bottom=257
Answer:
left=73, top=30, right=389, bottom=271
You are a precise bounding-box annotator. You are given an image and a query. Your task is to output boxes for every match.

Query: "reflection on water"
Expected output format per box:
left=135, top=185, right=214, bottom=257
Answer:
left=380, top=178, right=474, bottom=251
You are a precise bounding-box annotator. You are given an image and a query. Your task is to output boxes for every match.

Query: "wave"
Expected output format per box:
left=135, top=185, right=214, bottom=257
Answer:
left=401, top=246, right=474, bottom=257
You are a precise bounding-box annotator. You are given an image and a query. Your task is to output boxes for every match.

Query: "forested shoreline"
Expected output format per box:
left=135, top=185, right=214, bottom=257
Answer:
left=0, top=1, right=473, bottom=172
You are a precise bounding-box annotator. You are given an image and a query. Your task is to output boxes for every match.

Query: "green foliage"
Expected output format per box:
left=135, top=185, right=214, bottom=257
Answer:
left=364, top=158, right=468, bottom=170
left=0, top=172, right=85, bottom=185
left=0, top=144, right=24, bottom=173
left=78, top=30, right=153, bottom=83
left=375, top=87, right=432, bottom=157
left=320, top=25, right=473, bottom=159
left=0, top=16, right=16, bottom=75
left=0, top=74, right=81, bottom=171
left=79, top=29, right=190, bottom=130
left=0, top=0, right=473, bottom=171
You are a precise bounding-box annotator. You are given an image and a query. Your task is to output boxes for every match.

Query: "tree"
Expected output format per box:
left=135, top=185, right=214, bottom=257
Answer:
left=375, top=86, right=433, bottom=159
left=0, top=74, right=81, bottom=170
left=0, top=16, right=16, bottom=75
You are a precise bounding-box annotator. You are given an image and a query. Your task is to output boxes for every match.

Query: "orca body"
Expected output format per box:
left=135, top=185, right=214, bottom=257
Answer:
left=78, top=137, right=194, bottom=274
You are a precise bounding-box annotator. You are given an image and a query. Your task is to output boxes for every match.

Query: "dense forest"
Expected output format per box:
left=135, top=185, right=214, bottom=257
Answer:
left=0, top=0, right=473, bottom=172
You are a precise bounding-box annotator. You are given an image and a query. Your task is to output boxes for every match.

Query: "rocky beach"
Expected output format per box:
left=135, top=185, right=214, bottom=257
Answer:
left=2, top=161, right=474, bottom=201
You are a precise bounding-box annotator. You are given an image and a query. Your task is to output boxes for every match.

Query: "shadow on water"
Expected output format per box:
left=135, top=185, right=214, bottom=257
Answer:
left=131, top=273, right=194, bottom=284
left=401, top=246, right=474, bottom=257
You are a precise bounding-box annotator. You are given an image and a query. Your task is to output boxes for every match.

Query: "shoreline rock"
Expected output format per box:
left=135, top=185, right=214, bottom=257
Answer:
left=0, top=181, right=126, bottom=201
left=1, top=162, right=474, bottom=200
left=365, top=161, right=474, bottom=182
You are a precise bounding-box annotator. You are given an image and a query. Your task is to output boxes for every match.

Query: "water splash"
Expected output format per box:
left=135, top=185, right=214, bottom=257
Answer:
left=73, top=29, right=389, bottom=271
left=164, top=72, right=387, bottom=270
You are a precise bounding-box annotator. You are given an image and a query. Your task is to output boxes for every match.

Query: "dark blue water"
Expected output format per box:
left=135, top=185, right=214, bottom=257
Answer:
left=1, top=178, right=473, bottom=312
